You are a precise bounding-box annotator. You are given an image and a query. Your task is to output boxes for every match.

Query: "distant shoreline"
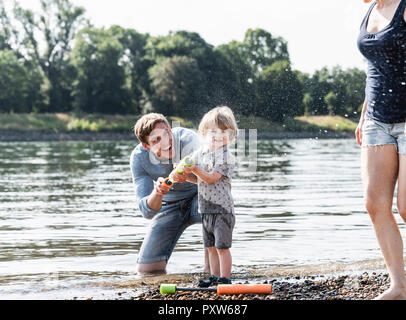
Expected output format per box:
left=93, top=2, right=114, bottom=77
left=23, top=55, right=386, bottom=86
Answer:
left=0, top=129, right=354, bottom=142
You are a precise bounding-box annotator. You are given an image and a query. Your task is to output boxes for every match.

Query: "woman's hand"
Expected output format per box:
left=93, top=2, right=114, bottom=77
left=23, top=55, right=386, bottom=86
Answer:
left=355, top=118, right=364, bottom=147
left=356, top=99, right=368, bottom=147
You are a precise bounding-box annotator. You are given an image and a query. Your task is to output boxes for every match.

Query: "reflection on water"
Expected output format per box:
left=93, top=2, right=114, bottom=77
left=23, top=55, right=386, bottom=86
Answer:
left=0, top=138, right=404, bottom=298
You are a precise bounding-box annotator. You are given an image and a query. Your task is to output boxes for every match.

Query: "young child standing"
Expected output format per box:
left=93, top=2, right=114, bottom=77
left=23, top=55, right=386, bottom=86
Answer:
left=183, top=106, right=237, bottom=287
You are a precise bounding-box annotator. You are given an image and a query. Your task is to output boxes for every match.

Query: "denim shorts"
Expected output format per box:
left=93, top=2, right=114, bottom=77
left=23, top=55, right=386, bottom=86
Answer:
left=137, top=195, right=201, bottom=264
left=362, top=117, right=406, bottom=154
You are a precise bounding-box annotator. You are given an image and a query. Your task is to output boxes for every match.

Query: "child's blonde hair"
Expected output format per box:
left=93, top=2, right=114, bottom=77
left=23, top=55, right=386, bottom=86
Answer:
left=198, top=106, right=238, bottom=142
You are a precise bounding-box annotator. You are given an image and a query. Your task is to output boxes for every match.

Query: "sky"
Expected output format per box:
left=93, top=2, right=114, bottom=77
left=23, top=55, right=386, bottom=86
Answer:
left=14, top=0, right=371, bottom=74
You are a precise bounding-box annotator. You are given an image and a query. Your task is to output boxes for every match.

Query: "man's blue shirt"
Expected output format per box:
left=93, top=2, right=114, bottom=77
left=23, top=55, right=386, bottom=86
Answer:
left=130, top=127, right=199, bottom=219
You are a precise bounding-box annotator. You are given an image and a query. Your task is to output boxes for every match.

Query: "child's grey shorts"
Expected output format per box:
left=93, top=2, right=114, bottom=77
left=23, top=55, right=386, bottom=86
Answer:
left=202, top=212, right=235, bottom=249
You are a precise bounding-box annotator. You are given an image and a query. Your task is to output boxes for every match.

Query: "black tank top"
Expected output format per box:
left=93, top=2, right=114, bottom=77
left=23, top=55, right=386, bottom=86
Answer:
left=357, top=0, right=406, bottom=124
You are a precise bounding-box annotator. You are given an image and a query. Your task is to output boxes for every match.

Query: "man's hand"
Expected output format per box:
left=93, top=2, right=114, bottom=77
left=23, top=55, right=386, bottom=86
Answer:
left=146, top=177, right=170, bottom=212
left=171, top=172, right=187, bottom=183
left=155, top=177, right=171, bottom=195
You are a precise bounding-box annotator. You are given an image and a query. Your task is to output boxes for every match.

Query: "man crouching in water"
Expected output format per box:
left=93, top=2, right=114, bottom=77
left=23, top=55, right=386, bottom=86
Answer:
left=130, top=113, right=209, bottom=273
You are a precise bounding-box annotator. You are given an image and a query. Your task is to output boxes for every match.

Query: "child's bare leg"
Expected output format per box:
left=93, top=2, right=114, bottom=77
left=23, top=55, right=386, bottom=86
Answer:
left=217, top=248, right=232, bottom=279
left=207, top=246, right=220, bottom=277
left=204, top=248, right=210, bottom=273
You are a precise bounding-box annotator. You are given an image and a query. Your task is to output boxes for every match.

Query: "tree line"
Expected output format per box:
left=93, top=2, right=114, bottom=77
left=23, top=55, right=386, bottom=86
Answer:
left=0, top=0, right=366, bottom=122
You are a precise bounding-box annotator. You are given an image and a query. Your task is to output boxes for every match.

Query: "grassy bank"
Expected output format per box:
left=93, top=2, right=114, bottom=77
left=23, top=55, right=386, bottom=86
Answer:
left=0, top=112, right=358, bottom=133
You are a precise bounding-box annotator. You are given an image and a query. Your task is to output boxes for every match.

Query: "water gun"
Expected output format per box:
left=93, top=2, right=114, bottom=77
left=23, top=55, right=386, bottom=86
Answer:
left=160, top=283, right=272, bottom=295
left=162, top=156, right=194, bottom=189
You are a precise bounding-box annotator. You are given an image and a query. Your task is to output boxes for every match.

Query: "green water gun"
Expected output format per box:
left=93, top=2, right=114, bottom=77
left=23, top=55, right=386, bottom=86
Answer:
left=162, top=156, right=194, bottom=188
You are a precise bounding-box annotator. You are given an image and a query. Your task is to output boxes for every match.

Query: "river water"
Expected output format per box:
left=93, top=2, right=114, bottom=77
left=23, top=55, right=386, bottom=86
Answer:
left=0, top=138, right=404, bottom=299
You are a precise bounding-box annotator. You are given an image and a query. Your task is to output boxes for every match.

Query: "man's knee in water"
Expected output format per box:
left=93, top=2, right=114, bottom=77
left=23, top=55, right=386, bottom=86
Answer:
left=136, top=260, right=167, bottom=274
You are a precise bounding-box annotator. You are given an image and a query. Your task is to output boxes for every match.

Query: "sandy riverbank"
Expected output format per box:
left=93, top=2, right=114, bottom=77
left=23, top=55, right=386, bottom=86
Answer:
left=78, top=270, right=389, bottom=301
left=73, top=259, right=394, bottom=300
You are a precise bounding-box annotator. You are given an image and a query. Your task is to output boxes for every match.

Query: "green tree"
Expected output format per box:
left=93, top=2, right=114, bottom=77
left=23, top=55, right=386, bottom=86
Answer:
left=303, top=93, right=313, bottom=116
left=71, top=27, right=131, bottom=114
left=12, top=0, right=87, bottom=112
left=305, top=67, right=333, bottom=115
left=216, top=41, right=256, bottom=116
left=0, top=50, right=43, bottom=113
left=146, top=31, right=237, bottom=110
left=110, top=26, right=151, bottom=114
left=302, top=66, right=366, bottom=117
left=148, top=55, right=207, bottom=118
left=330, top=66, right=366, bottom=117
left=324, top=91, right=338, bottom=116
left=0, top=0, right=13, bottom=51
left=242, top=28, right=290, bottom=76
left=216, top=29, right=290, bottom=116
left=256, top=60, right=303, bottom=122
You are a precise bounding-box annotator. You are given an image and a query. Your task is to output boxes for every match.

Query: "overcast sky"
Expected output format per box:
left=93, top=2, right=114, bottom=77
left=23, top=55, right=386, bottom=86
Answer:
left=15, top=0, right=371, bottom=74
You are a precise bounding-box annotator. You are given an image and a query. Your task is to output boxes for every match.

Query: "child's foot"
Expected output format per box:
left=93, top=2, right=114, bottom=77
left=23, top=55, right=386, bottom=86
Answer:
left=217, top=277, right=232, bottom=284
left=198, top=275, right=218, bottom=287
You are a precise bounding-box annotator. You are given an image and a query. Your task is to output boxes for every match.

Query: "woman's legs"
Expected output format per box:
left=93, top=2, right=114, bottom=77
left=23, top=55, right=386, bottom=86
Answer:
left=362, top=145, right=406, bottom=299
left=397, top=156, right=406, bottom=224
